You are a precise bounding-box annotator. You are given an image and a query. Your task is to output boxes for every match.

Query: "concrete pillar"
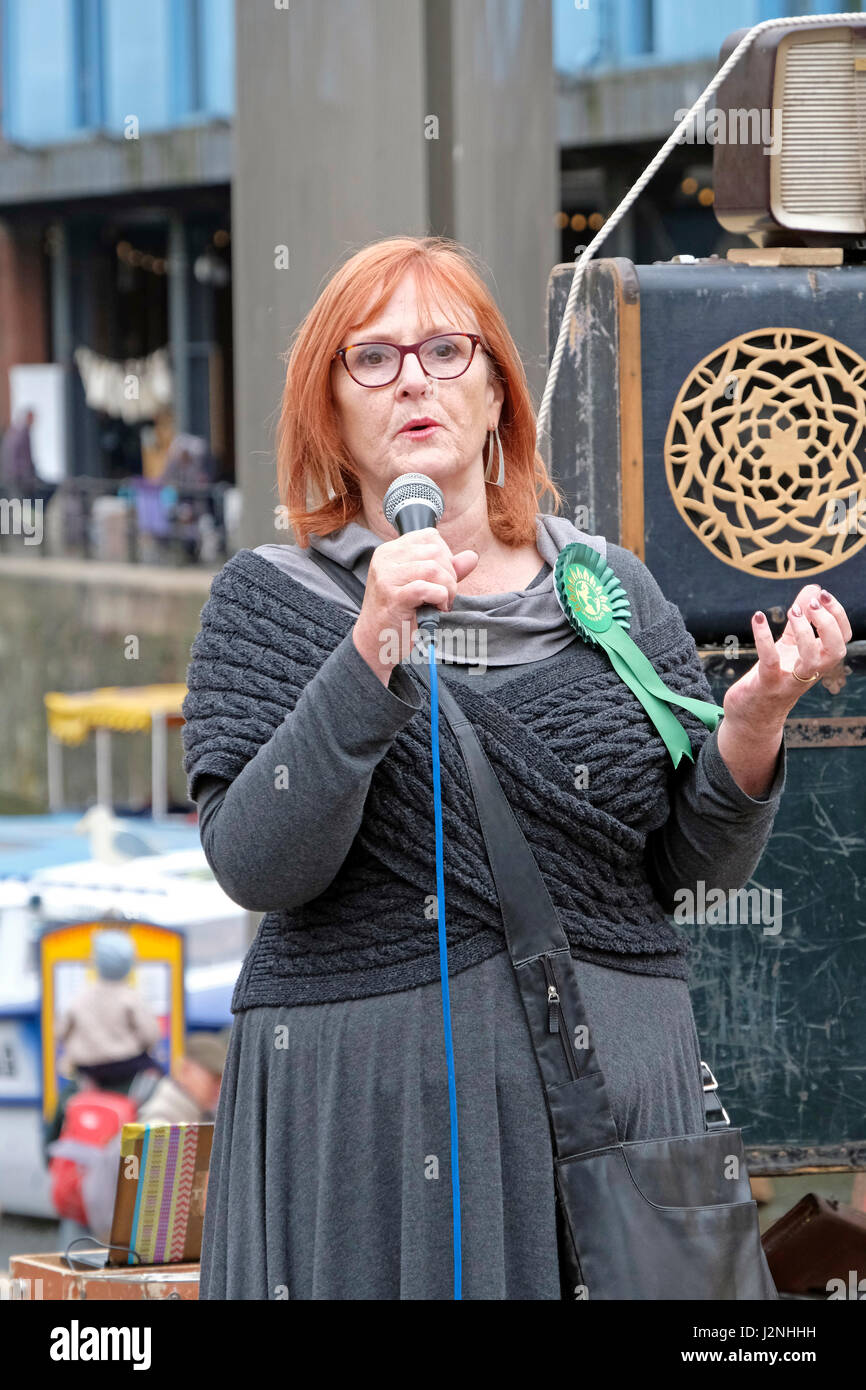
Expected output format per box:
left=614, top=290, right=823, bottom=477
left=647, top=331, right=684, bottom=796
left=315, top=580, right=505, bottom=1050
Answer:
left=168, top=215, right=192, bottom=434
left=48, top=219, right=74, bottom=478
left=56, top=221, right=103, bottom=478
left=232, top=0, right=556, bottom=548
left=446, top=1, right=557, bottom=405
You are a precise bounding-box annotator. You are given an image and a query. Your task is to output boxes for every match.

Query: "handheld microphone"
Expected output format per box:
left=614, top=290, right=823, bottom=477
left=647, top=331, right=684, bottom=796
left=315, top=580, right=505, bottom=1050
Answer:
left=382, top=472, right=446, bottom=631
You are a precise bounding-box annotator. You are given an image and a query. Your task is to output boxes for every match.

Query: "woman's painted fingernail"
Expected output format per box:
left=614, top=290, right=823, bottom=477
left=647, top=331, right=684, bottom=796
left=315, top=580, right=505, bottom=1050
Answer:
left=820, top=590, right=833, bottom=603
left=791, top=602, right=802, bottom=617
left=809, top=598, right=820, bottom=610
left=753, top=611, right=765, bottom=624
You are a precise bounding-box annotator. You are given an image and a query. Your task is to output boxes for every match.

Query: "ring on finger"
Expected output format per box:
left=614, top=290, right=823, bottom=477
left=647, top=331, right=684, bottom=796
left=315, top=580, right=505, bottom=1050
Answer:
left=791, top=665, right=821, bottom=683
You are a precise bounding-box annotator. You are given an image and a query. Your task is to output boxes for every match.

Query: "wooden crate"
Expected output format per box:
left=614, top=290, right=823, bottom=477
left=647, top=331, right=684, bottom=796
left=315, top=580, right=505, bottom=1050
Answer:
left=7, top=1252, right=199, bottom=1300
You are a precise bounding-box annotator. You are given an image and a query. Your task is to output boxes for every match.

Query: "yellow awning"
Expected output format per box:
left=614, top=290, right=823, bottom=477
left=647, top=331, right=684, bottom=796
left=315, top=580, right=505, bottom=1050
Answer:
left=44, top=684, right=187, bottom=747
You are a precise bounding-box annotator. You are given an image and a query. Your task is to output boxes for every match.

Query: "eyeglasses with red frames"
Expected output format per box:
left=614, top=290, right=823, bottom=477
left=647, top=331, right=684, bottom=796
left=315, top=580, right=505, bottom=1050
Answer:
left=331, top=333, right=485, bottom=388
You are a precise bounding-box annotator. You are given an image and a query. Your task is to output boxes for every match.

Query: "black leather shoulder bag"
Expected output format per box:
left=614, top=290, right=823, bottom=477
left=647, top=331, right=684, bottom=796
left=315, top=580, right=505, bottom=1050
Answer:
left=305, top=548, right=778, bottom=1301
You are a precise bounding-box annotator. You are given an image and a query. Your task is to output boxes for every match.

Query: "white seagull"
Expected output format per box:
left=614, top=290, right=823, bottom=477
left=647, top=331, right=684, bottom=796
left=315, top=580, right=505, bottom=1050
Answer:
left=73, top=805, right=159, bottom=864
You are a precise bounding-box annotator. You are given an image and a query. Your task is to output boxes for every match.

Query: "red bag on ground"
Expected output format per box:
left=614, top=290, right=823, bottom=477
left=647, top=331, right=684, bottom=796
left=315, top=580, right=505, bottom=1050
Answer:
left=48, top=1090, right=137, bottom=1225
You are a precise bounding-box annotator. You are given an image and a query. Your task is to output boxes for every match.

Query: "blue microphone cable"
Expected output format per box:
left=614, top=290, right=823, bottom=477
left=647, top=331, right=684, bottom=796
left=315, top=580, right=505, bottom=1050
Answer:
left=425, top=626, right=462, bottom=1300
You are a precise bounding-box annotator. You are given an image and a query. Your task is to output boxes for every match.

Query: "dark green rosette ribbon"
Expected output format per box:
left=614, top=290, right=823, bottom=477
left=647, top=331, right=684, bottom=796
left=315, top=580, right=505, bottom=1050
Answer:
left=553, top=542, right=725, bottom=768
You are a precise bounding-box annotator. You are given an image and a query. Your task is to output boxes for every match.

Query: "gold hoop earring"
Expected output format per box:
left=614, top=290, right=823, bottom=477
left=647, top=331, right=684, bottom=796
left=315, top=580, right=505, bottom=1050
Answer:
left=483, top=425, right=505, bottom=487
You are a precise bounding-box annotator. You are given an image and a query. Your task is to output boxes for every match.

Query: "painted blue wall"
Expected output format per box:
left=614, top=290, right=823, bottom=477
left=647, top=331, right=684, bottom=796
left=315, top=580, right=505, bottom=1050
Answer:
left=4, top=1, right=860, bottom=141
left=553, top=0, right=863, bottom=74
left=1, top=0, right=234, bottom=144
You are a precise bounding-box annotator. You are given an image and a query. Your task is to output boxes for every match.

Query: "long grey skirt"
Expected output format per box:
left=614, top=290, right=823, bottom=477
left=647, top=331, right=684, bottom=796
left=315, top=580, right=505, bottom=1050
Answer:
left=199, top=946, right=708, bottom=1300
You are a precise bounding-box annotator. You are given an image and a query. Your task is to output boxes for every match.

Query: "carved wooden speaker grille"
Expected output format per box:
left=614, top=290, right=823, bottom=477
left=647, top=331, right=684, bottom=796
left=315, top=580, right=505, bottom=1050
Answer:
left=664, top=328, right=866, bottom=577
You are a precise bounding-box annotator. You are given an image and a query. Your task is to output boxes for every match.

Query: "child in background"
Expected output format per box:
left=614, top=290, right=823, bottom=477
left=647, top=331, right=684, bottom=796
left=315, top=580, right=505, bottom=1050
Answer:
left=57, top=930, right=162, bottom=1087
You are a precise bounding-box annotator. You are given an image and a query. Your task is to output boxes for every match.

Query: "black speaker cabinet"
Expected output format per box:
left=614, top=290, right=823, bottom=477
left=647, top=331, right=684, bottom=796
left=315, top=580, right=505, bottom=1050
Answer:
left=546, top=257, right=866, bottom=645
left=546, top=257, right=866, bottom=1173
left=693, top=644, right=866, bottom=1175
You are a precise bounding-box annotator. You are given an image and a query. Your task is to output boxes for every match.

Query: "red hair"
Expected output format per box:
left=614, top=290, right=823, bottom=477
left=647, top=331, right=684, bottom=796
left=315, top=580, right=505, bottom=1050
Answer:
left=276, top=234, right=563, bottom=548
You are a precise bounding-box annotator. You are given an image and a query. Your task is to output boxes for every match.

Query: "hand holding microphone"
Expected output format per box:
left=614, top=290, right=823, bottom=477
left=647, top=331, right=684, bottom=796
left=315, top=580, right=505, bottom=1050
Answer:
left=351, top=473, right=479, bottom=685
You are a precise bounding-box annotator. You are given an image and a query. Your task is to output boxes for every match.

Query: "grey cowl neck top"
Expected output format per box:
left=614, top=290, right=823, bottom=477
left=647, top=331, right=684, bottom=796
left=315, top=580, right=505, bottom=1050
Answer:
left=255, top=510, right=607, bottom=667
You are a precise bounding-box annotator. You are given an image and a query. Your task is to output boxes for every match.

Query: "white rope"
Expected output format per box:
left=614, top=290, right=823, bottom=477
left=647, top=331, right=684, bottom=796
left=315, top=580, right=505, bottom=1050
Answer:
left=535, top=13, right=859, bottom=452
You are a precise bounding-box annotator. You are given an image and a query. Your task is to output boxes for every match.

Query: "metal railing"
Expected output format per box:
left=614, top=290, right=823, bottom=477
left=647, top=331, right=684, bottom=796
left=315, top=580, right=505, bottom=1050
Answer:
left=0, top=475, right=233, bottom=565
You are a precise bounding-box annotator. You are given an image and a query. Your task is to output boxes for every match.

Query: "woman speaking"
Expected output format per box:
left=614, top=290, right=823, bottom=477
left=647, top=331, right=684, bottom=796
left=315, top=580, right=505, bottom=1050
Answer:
left=182, top=235, right=851, bottom=1300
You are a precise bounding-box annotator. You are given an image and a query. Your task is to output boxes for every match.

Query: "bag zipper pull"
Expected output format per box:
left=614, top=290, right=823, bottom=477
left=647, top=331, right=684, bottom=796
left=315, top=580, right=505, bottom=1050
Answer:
left=547, top=983, right=560, bottom=1033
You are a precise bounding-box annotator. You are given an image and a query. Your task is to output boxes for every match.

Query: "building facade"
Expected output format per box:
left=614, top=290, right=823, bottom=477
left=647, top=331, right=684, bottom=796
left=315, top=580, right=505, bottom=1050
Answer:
left=1, top=0, right=859, bottom=538
left=552, top=0, right=863, bottom=263
left=0, top=0, right=234, bottom=484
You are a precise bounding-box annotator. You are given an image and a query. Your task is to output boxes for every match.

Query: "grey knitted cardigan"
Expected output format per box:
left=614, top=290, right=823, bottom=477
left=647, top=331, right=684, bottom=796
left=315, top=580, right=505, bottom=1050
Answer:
left=181, top=547, right=722, bottom=1008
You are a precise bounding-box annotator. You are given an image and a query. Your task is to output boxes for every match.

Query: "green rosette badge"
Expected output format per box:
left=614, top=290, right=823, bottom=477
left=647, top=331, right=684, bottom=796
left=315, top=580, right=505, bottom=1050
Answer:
left=553, top=542, right=725, bottom=768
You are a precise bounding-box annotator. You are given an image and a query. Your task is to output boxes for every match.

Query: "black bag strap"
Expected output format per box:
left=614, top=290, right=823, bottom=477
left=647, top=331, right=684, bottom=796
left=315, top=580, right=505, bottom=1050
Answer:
left=308, top=548, right=369, bottom=608
left=304, top=547, right=729, bottom=1130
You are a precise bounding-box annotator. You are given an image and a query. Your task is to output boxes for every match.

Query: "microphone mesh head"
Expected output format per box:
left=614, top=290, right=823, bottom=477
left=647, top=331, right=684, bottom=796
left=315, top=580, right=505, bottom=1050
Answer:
left=383, top=473, right=445, bottom=526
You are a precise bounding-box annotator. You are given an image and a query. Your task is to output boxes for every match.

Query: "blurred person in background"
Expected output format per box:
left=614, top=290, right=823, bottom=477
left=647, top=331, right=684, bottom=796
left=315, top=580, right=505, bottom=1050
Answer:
left=57, top=930, right=162, bottom=1090
left=46, top=931, right=165, bottom=1248
left=158, top=431, right=212, bottom=489
left=0, top=406, right=56, bottom=503
left=44, top=930, right=164, bottom=1161
left=158, top=431, right=215, bottom=560
left=136, top=1030, right=230, bottom=1124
